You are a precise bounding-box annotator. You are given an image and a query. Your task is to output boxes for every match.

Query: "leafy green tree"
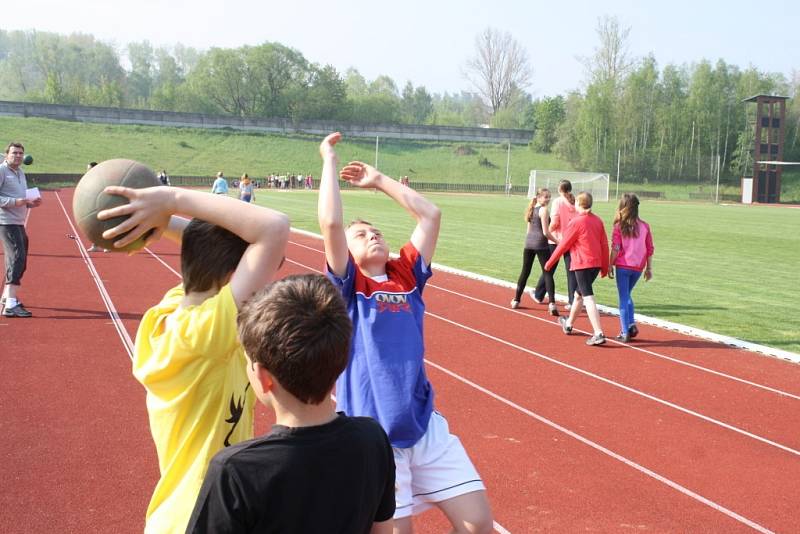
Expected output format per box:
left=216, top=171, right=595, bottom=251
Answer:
left=530, top=96, right=566, bottom=152
left=344, top=68, right=368, bottom=97
left=290, top=64, right=350, bottom=120
left=401, top=81, right=433, bottom=124
left=126, top=41, right=155, bottom=107
left=186, top=42, right=309, bottom=117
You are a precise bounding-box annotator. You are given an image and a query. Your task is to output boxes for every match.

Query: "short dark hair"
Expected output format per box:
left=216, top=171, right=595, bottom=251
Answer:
left=181, top=219, right=248, bottom=294
left=4, top=142, right=24, bottom=154
left=238, top=274, right=352, bottom=405
left=88, top=161, right=98, bottom=169
left=345, top=218, right=373, bottom=230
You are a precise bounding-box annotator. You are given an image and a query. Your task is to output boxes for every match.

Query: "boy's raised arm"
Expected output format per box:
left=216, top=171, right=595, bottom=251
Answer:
left=340, top=161, right=442, bottom=265
left=98, top=186, right=290, bottom=307
left=317, top=133, right=349, bottom=277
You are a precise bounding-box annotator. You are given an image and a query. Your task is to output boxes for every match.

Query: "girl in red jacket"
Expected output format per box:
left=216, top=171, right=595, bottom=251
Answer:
left=544, top=192, right=609, bottom=346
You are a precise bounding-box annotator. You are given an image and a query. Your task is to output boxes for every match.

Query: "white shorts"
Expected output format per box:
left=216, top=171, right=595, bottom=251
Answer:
left=393, top=411, right=485, bottom=519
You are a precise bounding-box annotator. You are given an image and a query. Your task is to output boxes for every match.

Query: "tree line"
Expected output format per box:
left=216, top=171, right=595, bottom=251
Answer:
left=1, top=22, right=797, bottom=184
left=0, top=29, right=481, bottom=127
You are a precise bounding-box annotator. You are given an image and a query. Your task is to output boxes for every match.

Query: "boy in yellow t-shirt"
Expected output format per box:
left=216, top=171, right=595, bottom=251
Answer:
left=99, top=185, right=290, bottom=534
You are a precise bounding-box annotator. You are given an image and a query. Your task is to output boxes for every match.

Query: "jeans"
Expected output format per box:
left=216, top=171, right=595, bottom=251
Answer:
left=615, top=267, right=641, bottom=334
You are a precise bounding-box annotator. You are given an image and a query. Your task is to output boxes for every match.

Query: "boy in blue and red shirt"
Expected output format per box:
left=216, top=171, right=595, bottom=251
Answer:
left=317, top=132, right=493, bottom=533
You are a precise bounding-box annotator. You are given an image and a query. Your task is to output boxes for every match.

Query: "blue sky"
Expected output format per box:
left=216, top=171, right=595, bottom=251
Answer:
left=4, top=0, right=798, bottom=97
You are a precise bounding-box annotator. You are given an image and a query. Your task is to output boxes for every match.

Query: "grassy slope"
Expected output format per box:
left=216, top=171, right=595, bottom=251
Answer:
left=260, top=189, right=800, bottom=354
left=1, top=116, right=569, bottom=183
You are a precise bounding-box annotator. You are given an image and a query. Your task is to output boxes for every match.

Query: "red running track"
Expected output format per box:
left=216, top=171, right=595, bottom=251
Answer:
left=2, top=189, right=798, bottom=533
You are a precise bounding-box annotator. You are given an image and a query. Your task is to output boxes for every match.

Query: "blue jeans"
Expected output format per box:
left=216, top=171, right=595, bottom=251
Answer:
left=615, top=267, right=641, bottom=334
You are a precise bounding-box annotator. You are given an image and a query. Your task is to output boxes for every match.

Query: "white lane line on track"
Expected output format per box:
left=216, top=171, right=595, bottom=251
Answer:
left=429, top=285, right=800, bottom=402
left=54, top=191, right=134, bottom=359
left=289, top=237, right=800, bottom=401
left=427, top=310, right=800, bottom=458
left=145, top=247, right=182, bottom=278
left=281, top=254, right=773, bottom=532
left=426, top=360, right=775, bottom=534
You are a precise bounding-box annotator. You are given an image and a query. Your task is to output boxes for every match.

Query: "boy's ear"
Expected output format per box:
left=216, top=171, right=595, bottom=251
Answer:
left=255, top=363, right=274, bottom=392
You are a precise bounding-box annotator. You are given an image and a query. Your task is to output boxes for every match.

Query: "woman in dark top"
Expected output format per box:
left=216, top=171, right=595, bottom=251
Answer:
left=511, top=188, right=559, bottom=315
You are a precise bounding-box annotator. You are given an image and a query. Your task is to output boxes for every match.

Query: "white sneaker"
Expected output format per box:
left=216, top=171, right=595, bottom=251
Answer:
left=87, top=244, right=100, bottom=252
left=528, top=289, right=547, bottom=304
left=510, top=300, right=519, bottom=309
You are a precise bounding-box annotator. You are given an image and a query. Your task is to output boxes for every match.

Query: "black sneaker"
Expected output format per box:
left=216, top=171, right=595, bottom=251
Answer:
left=615, top=332, right=630, bottom=342
left=586, top=333, right=606, bottom=346
left=2, top=303, right=32, bottom=318
left=559, top=316, right=572, bottom=335
left=628, top=324, right=639, bottom=339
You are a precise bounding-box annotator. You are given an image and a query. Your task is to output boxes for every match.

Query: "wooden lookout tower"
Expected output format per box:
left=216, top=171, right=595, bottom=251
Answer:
left=741, top=94, right=789, bottom=203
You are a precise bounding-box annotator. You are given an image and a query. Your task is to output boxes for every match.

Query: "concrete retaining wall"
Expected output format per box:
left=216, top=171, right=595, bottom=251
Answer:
left=0, top=100, right=533, bottom=145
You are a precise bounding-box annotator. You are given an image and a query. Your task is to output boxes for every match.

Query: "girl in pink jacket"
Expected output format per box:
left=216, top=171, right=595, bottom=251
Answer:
left=609, top=194, right=654, bottom=342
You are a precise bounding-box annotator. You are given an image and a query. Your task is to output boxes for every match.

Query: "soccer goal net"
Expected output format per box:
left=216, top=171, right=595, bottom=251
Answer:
left=528, top=170, right=610, bottom=201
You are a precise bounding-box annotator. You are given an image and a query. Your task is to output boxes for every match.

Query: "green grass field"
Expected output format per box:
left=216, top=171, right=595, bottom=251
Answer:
left=252, top=189, right=800, bottom=354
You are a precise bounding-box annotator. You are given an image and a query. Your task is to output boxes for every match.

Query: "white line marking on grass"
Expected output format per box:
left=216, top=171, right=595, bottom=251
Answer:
left=54, top=192, right=134, bottom=359
left=289, top=234, right=800, bottom=395
left=425, top=359, right=775, bottom=534
left=427, top=311, right=800, bottom=458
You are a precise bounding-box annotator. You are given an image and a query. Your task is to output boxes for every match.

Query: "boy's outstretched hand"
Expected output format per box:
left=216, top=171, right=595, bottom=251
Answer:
left=340, top=161, right=382, bottom=189
left=320, top=132, right=341, bottom=161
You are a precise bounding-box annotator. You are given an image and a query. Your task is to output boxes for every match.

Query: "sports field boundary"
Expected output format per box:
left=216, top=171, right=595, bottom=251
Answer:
left=291, top=228, right=800, bottom=365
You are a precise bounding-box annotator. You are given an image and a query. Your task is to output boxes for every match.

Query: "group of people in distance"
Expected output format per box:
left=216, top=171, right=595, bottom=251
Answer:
left=512, top=179, right=654, bottom=346
left=95, top=132, right=492, bottom=533
left=211, top=171, right=315, bottom=204
left=210, top=171, right=255, bottom=203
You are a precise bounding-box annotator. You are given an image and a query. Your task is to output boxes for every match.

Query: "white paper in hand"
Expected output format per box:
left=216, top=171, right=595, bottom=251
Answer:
left=25, top=187, right=41, bottom=201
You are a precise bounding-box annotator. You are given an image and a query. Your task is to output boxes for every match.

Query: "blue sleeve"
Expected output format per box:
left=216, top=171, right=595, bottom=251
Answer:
left=325, top=255, right=357, bottom=299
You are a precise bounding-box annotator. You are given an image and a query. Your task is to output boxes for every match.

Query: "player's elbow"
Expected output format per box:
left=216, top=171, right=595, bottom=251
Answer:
left=318, top=216, right=344, bottom=234
left=264, top=213, right=291, bottom=243
left=426, top=205, right=442, bottom=226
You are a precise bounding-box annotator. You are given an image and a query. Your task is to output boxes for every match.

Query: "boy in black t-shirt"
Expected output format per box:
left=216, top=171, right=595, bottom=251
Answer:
left=186, top=274, right=395, bottom=534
